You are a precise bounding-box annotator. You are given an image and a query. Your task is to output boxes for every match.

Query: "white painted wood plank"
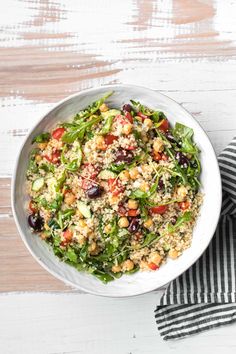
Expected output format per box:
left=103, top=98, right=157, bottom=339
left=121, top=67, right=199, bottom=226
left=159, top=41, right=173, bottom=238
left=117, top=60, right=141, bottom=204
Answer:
left=1, top=293, right=236, bottom=354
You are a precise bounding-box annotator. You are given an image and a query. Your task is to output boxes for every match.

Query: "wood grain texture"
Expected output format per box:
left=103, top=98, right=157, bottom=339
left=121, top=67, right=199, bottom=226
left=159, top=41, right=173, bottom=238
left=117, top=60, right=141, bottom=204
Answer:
left=1, top=0, right=236, bottom=293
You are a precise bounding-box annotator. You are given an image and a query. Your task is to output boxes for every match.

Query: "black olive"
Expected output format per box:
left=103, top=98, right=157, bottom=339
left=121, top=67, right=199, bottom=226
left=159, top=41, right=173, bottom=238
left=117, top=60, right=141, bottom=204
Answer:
left=165, top=132, right=176, bottom=144
left=175, top=152, right=189, bottom=168
left=115, top=148, right=134, bottom=164
left=122, top=104, right=132, bottom=112
left=158, top=178, right=164, bottom=190
left=28, top=213, right=44, bottom=232
left=171, top=216, right=177, bottom=225
left=87, top=185, right=103, bottom=199
left=128, top=218, right=140, bottom=233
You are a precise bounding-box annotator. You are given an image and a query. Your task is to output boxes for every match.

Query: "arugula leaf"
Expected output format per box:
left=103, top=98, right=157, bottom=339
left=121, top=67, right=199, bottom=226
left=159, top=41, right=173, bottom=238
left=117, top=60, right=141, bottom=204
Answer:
left=168, top=211, right=192, bottom=233
left=39, top=163, right=55, bottom=173
left=48, top=193, right=63, bottom=211
left=74, top=91, right=113, bottom=120
left=65, top=247, right=78, bottom=263
left=173, top=123, right=198, bottom=154
left=61, top=143, right=82, bottom=171
left=56, top=208, right=75, bottom=229
left=130, top=99, right=165, bottom=122
left=62, top=116, right=101, bottom=143
left=32, top=132, right=50, bottom=143
left=100, top=113, right=116, bottom=135
left=142, top=232, right=161, bottom=247
left=93, top=271, right=114, bottom=283
left=55, top=172, right=66, bottom=192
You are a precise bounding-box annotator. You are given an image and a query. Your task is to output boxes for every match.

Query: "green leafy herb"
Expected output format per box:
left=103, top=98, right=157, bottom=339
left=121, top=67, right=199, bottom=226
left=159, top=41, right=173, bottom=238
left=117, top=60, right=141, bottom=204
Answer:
left=141, top=232, right=161, bottom=247
left=74, top=91, right=113, bottom=120
left=100, top=114, right=115, bottom=135
left=93, top=271, right=114, bottom=283
left=65, top=247, right=78, bottom=263
left=32, top=132, right=50, bottom=144
left=173, top=123, right=198, bottom=154
left=168, top=211, right=192, bottom=233
left=61, top=143, right=82, bottom=171
left=39, top=163, right=55, bottom=173
left=62, top=116, right=101, bottom=143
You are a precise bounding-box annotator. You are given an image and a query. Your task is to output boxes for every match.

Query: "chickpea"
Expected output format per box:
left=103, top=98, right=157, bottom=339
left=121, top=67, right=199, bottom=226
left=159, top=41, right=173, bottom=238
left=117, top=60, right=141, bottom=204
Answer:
left=64, top=192, right=76, bottom=206
left=104, top=224, right=112, bottom=234
left=176, top=185, right=188, bottom=200
left=38, top=142, right=48, bottom=150
left=129, top=167, right=140, bottom=180
left=96, top=135, right=106, bottom=150
left=35, top=154, right=42, bottom=162
left=76, top=234, right=86, bottom=246
left=140, top=182, right=149, bottom=192
left=149, top=252, right=162, bottom=265
left=122, top=259, right=134, bottom=272
left=118, top=216, right=129, bottom=228
left=169, top=249, right=179, bottom=259
left=119, top=170, right=130, bottom=181
left=128, top=199, right=138, bottom=209
left=112, top=264, right=122, bottom=273
left=153, top=137, right=164, bottom=153
left=78, top=219, right=87, bottom=228
left=109, top=195, right=119, bottom=205
left=143, top=218, right=153, bottom=229
left=141, top=132, right=148, bottom=142
left=88, top=241, right=97, bottom=253
left=99, top=103, right=109, bottom=112
left=122, top=123, right=133, bottom=135
left=143, top=118, right=153, bottom=130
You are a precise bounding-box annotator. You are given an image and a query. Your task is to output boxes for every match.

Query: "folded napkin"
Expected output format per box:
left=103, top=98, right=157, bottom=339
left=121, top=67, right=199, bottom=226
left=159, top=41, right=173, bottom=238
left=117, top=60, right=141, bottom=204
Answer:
left=155, top=137, right=236, bottom=340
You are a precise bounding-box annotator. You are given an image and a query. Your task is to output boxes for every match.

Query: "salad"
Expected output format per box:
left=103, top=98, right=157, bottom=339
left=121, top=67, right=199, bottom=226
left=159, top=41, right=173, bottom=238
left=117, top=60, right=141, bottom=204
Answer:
left=26, top=92, right=202, bottom=283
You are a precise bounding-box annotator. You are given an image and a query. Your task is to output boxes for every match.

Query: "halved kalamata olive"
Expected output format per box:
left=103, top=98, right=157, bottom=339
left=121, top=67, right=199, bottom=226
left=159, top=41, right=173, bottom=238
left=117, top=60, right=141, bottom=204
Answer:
left=170, top=216, right=177, bottom=225
left=175, top=152, right=189, bottom=168
left=158, top=178, right=164, bottom=190
left=28, top=213, right=44, bottom=231
left=128, top=218, right=140, bottom=233
left=115, top=148, right=134, bottom=164
left=165, top=132, right=176, bottom=143
left=122, top=104, right=132, bottom=112
left=87, top=185, right=103, bottom=199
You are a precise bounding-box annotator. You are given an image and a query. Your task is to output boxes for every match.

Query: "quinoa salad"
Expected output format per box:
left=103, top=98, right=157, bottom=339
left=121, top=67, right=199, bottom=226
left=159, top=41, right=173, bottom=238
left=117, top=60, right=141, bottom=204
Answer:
left=26, top=92, right=202, bottom=283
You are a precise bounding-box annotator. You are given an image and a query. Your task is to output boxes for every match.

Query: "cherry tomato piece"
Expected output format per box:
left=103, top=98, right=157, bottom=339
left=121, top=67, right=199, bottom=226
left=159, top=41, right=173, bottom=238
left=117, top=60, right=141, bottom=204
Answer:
left=178, top=201, right=190, bottom=210
left=104, top=134, right=118, bottom=145
left=108, top=178, right=124, bottom=196
left=124, top=111, right=133, bottom=123
left=150, top=205, right=168, bottom=215
left=29, top=200, right=37, bottom=213
left=153, top=152, right=162, bottom=161
left=52, top=127, right=66, bottom=140
left=148, top=262, right=159, bottom=270
left=126, top=146, right=136, bottom=151
left=162, top=153, right=168, bottom=161
left=159, top=119, right=169, bottom=132
left=44, top=150, right=61, bottom=164
left=63, top=229, right=73, bottom=242
left=128, top=209, right=139, bottom=217
left=137, top=112, right=148, bottom=121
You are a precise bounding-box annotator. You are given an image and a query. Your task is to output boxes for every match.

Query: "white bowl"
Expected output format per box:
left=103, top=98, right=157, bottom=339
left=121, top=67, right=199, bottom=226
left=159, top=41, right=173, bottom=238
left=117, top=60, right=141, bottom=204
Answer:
left=12, top=84, right=222, bottom=297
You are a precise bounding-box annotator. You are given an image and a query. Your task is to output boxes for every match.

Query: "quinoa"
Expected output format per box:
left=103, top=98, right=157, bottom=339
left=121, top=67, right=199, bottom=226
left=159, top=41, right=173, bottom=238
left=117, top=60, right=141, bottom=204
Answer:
left=26, top=92, right=203, bottom=283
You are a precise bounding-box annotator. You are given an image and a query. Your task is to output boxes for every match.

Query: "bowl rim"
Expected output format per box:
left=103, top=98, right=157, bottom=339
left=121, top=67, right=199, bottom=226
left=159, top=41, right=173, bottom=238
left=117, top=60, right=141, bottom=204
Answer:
left=11, top=84, right=222, bottom=297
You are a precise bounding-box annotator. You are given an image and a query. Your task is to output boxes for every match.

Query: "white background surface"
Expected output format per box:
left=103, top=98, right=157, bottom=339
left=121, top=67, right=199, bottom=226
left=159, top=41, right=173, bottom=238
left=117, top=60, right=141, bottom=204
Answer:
left=1, top=0, right=236, bottom=352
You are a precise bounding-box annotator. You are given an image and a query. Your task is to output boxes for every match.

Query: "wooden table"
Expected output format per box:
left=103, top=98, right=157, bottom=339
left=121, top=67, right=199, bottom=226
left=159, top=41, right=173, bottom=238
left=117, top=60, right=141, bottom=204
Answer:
left=1, top=0, right=236, bottom=353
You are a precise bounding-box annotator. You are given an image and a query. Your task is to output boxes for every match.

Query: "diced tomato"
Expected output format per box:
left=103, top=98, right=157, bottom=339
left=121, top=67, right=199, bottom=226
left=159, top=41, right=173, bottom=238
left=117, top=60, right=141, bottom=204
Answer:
left=124, top=111, right=133, bottom=123
left=162, top=153, right=168, bottom=161
left=79, top=164, right=99, bottom=190
left=29, top=200, right=37, bottom=213
left=153, top=152, right=162, bottom=161
left=178, top=201, right=190, bottom=210
left=114, top=114, right=127, bottom=126
left=137, top=112, right=148, bottom=121
left=126, top=145, right=136, bottom=151
left=128, top=209, right=139, bottom=217
left=44, top=150, right=61, bottom=164
left=63, top=229, right=73, bottom=242
left=108, top=178, right=125, bottom=196
left=148, top=262, right=159, bottom=271
left=52, top=127, right=66, bottom=140
left=63, top=189, right=72, bottom=196
left=150, top=205, right=168, bottom=215
left=159, top=119, right=169, bottom=132
left=118, top=205, right=127, bottom=216
left=104, top=134, right=118, bottom=145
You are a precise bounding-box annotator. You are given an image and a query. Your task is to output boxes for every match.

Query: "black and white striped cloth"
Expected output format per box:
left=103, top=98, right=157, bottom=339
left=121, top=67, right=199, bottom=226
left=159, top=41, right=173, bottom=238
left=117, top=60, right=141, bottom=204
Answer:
left=155, top=137, right=236, bottom=340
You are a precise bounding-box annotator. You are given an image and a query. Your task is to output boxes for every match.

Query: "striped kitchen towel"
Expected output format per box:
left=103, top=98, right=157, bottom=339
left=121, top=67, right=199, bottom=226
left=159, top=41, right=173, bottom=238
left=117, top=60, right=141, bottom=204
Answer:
left=155, top=137, right=236, bottom=340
